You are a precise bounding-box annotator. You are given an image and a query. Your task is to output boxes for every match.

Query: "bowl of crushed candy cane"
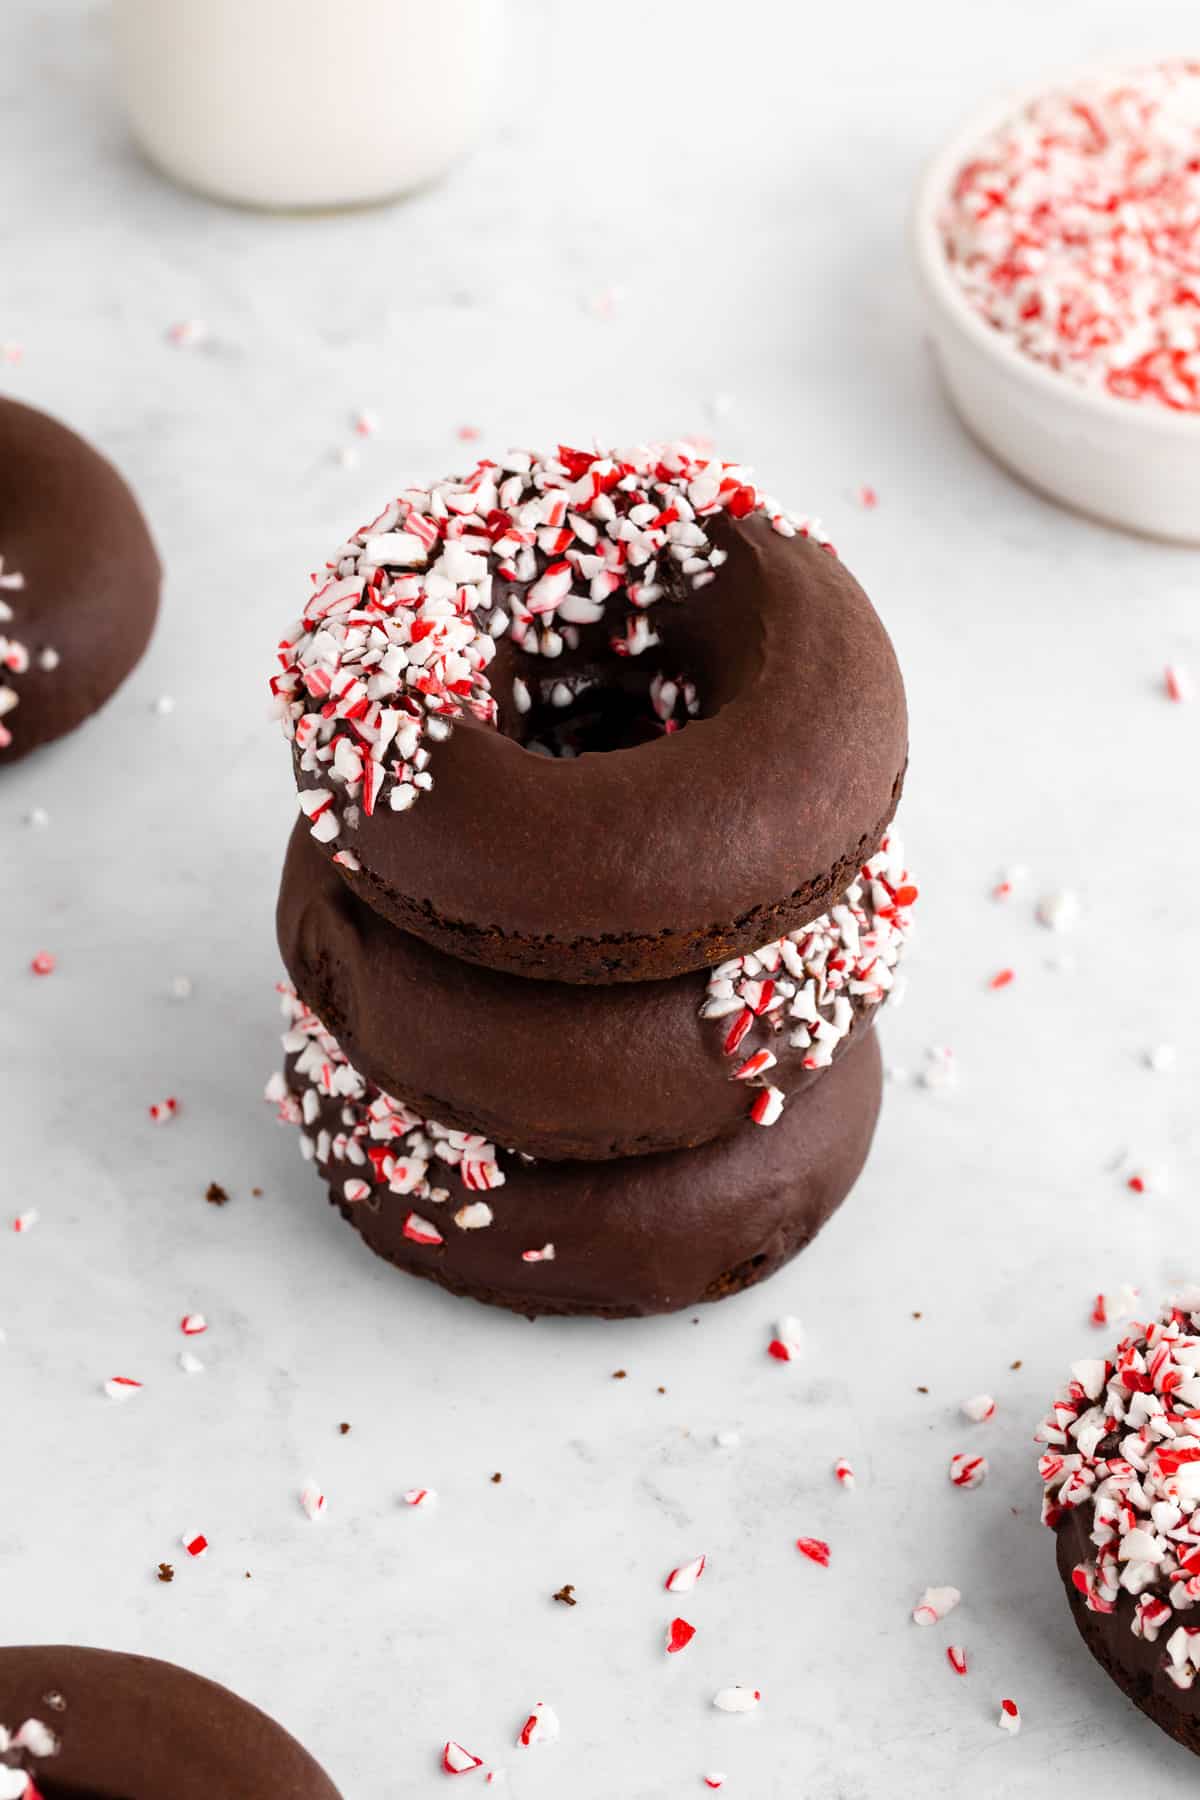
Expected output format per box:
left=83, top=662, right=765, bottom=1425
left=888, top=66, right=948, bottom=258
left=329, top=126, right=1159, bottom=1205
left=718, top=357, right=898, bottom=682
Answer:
left=913, top=58, right=1200, bottom=542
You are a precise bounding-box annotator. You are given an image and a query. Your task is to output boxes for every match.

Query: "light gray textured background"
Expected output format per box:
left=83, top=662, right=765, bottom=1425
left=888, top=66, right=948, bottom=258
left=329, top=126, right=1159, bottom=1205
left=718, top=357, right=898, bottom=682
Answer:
left=2, top=2, right=1199, bottom=1794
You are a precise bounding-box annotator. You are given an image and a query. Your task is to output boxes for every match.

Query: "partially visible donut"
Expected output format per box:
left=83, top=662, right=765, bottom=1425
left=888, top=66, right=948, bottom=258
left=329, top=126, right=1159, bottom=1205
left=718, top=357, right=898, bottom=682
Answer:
left=0, top=398, right=160, bottom=763
left=0, top=1643, right=340, bottom=1798
left=272, top=442, right=907, bottom=982
left=267, top=986, right=884, bottom=1317
left=277, top=816, right=916, bottom=1158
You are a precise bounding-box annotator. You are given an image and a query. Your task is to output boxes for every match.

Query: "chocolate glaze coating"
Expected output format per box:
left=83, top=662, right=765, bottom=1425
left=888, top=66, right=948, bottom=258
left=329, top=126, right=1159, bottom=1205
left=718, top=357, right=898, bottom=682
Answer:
left=0, top=1644, right=340, bottom=1797
left=278, top=816, right=880, bottom=1159
left=287, top=1026, right=883, bottom=1318
left=303, top=514, right=907, bottom=982
left=1056, top=1509, right=1200, bottom=1752
left=0, top=398, right=160, bottom=764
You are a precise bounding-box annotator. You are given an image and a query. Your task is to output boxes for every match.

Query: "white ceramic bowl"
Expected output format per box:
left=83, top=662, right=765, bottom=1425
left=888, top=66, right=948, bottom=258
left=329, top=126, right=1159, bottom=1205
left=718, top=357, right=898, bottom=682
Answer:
left=912, top=68, right=1200, bottom=544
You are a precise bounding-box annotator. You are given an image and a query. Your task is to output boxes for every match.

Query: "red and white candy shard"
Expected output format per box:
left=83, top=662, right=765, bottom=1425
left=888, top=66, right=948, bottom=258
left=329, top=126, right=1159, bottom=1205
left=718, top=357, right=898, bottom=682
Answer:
left=949, top=1454, right=988, bottom=1490
left=703, top=835, right=916, bottom=1125
left=516, top=1702, right=559, bottom=1748
left=299, top=1479, right=326, bottom=1522
left=442, top=1741, right=483, bottom=1775
left=1037, top=1291, right=1200, bottom=1685
left=403, top=1487, right=436, bottom=1508
left=665, top=1553, right=706, bottom=1594
left=712, top=1687, right=760, bottom=1713
left=767, top=1316, right=805, bottom=1362
left=180, top=1313, right=207, bottom=1336
left=796, top=1537, right=830, bottom=1567
left=666, top=1616, right=696, bottom=1654
left=267, top=986, right=507, bottom=1239
left=1090, top=1284, right=1139, bottom=1329
left=273, top=444, right=827, bottom=842
left=961, top=1395, right=995, bottom=1423
left=947, top=1645, right=968, bottom=1677
left=30, top=951, right=54, bottom=976
left=704, top=1778, right=726, bottom=1791
left=998, top=1698, right=1020, bottom=1735
left=913, top=1586, right=961, bottom=1626
left=104, top=1376, right=142, bottom=1401
left=941, top=62, right=1200, bottom=411
left=1036, top=890, right=1080, bottom=932
left=1165, top=663, right=1194, bottom=703
left=11, top=1211, right=37, bottom=1234
left=148, top=1097, right=178, bottom=1124
left=521, top=1244, right=555, bottom=1263
left=834, top=1458, right=856, bottom=1489
left=182, top=1532, right=208, bottom=1558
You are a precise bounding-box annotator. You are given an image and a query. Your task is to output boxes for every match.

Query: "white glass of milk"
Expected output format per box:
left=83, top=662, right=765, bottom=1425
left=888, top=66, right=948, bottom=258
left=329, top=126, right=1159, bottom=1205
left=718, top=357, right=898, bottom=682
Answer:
left=111, top=0, right=498, bottom=211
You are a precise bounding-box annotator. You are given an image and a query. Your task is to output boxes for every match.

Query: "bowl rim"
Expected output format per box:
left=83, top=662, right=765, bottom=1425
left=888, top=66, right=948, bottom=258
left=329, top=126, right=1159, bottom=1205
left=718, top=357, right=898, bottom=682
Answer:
left=911, top=55, right=1200, bottom=441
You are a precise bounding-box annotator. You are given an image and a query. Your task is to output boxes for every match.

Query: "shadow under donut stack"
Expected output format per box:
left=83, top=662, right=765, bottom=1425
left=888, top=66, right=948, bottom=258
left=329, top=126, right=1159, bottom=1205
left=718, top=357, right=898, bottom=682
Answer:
left=266, top=443, right=914, bottom=1317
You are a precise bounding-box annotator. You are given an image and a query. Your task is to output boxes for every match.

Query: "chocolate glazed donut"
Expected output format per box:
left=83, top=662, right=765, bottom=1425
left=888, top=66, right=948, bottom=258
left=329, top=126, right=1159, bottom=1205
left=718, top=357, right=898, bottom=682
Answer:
left=0, top=398, right=160, bottom=764
left=277, top=448, right=907, bottom=983
left=277, top=816, right=914, bottom=1159
left=0, top=1644, right=340, bottom=1798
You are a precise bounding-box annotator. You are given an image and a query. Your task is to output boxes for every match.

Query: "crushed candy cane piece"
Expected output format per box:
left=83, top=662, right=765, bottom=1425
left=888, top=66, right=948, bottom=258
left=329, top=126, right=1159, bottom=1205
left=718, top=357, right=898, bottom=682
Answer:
left=179, top=1351, right=204, bottom=1375
left=989, top=968, right=1015, bottom=991
left=442, top=1741, right=483, bottom=1775
left=796, top=1537, right=830, bottom=1567
left=148, top=1097, right=179, bottom=1124
left=104, top=1376, right=143, bottom=1401
left=712, top=1687, right=760, bottom=1714
left=998, top=1698, right=1020, bottom=1735
left=12, top=1211, right=38, bottom=1234
left=516, top=1702, right=559, bottom=1748
left=666, top=1554, right=706, bottom=1594
left=947, top=1645, right=968, bottom=1677
left=1036, top=890, right=1080, bottom=932
left=767, top=1316, right=805, bottom=1362
left=299, top=1479, right=326, bottom=1521
left=834, top=1458, right=856, bottom=1489
left=666, top=1617, right=696, bottom=1654
left=961, top=1395, right=995, bottom=1423
left=949, top=1454, right=989, bottom=1490
left=403, top=1488, right=436, bottom=1508
left=182, top=1532, right=208, bottom=1558
left=30, top=951, right=55, bottom=976
left=180, top=1313, right=207, bottom=1336
left=1165, top=664, right=1194, bottom=703
left=913, top=1586, right=961, bottom=1625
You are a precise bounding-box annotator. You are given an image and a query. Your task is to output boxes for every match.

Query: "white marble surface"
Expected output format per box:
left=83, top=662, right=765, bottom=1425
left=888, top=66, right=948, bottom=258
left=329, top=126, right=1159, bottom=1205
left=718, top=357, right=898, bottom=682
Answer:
left=3, top=2, right=1200, bottom=1794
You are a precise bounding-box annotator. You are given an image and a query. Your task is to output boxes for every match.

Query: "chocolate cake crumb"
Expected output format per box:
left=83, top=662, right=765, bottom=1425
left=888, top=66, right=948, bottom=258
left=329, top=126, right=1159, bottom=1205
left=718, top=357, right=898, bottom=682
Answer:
left=205, top=1182, right=229, bottom=1206
left=1011, top=1359, right=1023, bottom=1370
left=612, top=1370, right=627, bottom=1380
left=917, top=1385, right=929, bottom=1394
left=338, top=1422, right=351, bottom=1435
left=251, top=1186, right=263, bottom=1197
left=553, top=1585, right=577, bottom=1606
left=491, top=1472, right=502, bottom=1484
left=157, top=1563, right=174, bottom=1583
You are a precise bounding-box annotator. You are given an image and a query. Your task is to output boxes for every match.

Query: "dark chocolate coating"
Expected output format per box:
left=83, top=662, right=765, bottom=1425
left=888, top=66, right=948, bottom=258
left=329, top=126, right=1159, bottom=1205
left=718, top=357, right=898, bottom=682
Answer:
left=288, top=1026, right=883, bottom=1318
left=0, top=398, right=160, bottom=763
left=1055, top=1509, right=1200, bottom=1753
left=278, top=816, right=877, bottom=1160
left=0, top=1644, right=340, bottom=1797
left=301, top=514, right=907, bottom=982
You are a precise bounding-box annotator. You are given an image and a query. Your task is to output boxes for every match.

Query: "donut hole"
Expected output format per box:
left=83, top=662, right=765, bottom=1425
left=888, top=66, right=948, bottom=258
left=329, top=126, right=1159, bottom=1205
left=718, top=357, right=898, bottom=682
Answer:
left=508, top=664, right=701, bottom=759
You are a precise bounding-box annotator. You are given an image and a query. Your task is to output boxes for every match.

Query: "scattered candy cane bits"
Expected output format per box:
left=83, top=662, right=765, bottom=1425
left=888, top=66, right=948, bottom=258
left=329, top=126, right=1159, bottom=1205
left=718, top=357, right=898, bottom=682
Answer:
left=299, top=1479, right=327, bottom=1522
left=858, top=484, right=878, bottom=509
left=947, top=1646, right=968, bottom=1677
left=989, top=968, right=1015, bottom=991
left=516, top=1702, right=559, bottom=1748
left=913, top=1586, right=961, bottom=1626
left=998, top=1698, right=1020, bottom=1735
left=1090, top=1284, right=1138, bottom=1328
left=665, top=1554, right=706, bottom=1594
left=403, top=1487, right=437, bottom=1508
left=104, top=1376, right=143, bottom=1401
left=949, top=1453, right=989, bottom=1489
left=961, top=1394, right=995, bottom=1423
left=12, top=1210, right=38, bottom=1234
left=181, top=1532, right=208, bottom=1558
left=796, top=1537, right=831, bottom=1567
left=704, top=1779, right=727, bottom=1792
left=666, top=1617, right=696, bottom=1654
left=149, top=1097, right=179, bottom=1124
left=180, top=1313, right=207, bottom=1336
left=834, top=1458, right=856, bottom=1489
left=1165, top=664, right=1194, bottom=704
left=442, top=1741, right=483, bottom=1775
left=30, top=950, right=55, bottom=976
left=712, top=1687, right=761, bottom=1714
left=767, top=1316, right=805, bottom=1362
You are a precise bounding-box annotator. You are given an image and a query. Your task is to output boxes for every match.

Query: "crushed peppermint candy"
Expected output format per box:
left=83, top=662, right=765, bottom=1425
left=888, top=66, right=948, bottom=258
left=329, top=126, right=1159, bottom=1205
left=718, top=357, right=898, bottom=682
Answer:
left=180, top=1313, right=207, bottom=1336
left=703, top=836, right=916, bottom=1125
left=949, top=1453, right=989, bottom=1490
left=103, top=1376, right=143, bottom=1401
left=1036, top=890, right=1081, bottom=933
left=1091, top=1285, right=1139, bottom=1329
left=181, top=1531, right=208, bottom=1558
left=703, top=1778, right=726, bottom=1792
left=11, top=1211, right=38, bottom=1235
left=267, top=986, right=507, bottom=1233
left=767, top=1316, right=805, bottom=1362
left=665, top=1554, right=706, bottom=1594
left=834, top=1458, right=856, bottom=1489
left=1037, top=1291, right=1200, bottom=1689
left=913, top=1585, right=961, bottom=1626
left=442, top=1741, right=483, bottom=1775
left=29, top=951, right=54, bottom=976
left=148, top=1097, right=179, bottom=1124
left=666, top=1617, right=696, bottom=1655
left=516, top=1702, right=559, bottom=1748
left=947, top=1645, right=968, bottom=1677
left=1165, top=663, right=1195, bottom=703
left=997, top=1698, right=1021, bottom=1735
left=712, top=1687, right=760, bottom=1714
left=299, top=1478, right=327, bottom=1522
left=942, top=62, right=1200, bottom=410
left=272, top=444, right=828, bottom=843
left=403, top=1488, right=437, bottom=1508
left=962, top=1395, right=996, bottom=1424
left=796, top=1537, right=831, bottom=1567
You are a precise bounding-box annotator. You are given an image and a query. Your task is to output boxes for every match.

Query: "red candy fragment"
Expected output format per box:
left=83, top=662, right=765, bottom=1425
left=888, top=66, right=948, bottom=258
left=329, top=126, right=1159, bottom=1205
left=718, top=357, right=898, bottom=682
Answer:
left=666, top=1617, right=696, bottom=1654
left=796, top=1537, right=830, bottom=1567
left=442, top=1741, right=483, bottom=1775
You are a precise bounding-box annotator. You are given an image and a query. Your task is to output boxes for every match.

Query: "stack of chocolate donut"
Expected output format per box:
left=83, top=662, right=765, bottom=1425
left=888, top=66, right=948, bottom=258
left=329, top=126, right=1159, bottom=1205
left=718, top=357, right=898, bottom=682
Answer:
left=268, top=443, right=914, bottom=1317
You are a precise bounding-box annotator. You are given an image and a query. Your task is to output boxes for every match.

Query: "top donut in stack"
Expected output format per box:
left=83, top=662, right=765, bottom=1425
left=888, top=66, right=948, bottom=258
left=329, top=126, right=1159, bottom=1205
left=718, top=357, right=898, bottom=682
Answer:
left=271, top=443, right=911, bottom=1162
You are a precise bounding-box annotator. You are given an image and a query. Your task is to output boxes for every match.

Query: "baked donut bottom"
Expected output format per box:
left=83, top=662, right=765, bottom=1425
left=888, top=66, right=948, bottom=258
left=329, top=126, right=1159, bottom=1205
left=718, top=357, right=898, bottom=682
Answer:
left=0, top=1644, right=341, bottom=1798
left=0, top=398, right=160, bottom=765
left=278, top=815, right=912, bottom=1159
left=1055, top=1509, right=1200, bottom=1754
left=275, top=1009, right=883, bottom=1319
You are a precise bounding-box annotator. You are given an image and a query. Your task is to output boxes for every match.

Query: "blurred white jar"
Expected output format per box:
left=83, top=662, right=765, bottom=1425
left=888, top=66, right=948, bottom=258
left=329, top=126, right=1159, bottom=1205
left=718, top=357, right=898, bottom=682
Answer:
left=112, top=0, right=497, bottom=210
